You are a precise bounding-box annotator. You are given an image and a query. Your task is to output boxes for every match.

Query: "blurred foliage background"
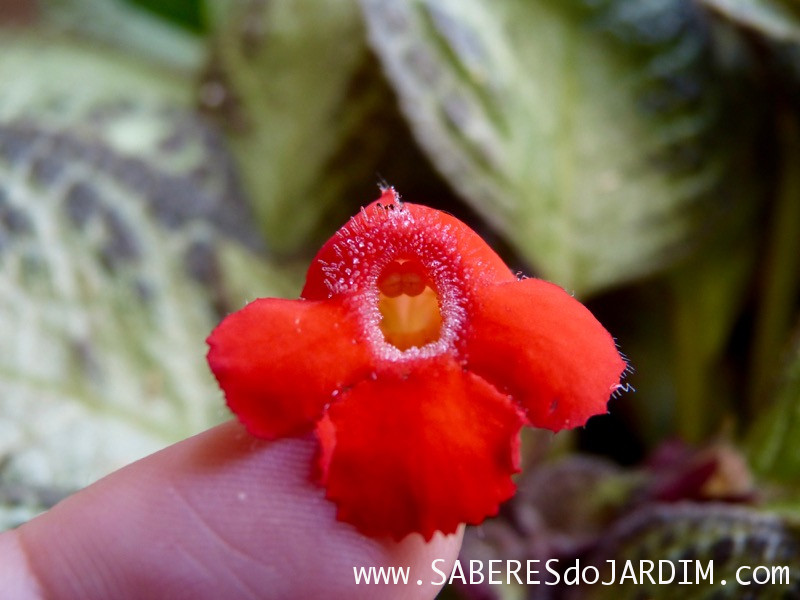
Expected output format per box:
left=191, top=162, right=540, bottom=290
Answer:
left=2, top=0, right=800, bottom=597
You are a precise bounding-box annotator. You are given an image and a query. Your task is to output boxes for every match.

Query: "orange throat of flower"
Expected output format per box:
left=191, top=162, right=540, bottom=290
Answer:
left=377, top=259, right=442, bottom=351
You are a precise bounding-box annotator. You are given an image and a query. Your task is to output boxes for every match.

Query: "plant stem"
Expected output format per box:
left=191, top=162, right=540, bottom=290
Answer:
left=748, top=112, right=800, bottom=412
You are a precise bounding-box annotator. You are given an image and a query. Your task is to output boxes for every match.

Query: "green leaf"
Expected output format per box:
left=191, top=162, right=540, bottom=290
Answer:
left=361, top=0, right=731, bottom=294
left=203, top=0, right=392, bottom=254
left=0, top=36, right=288, bottom=529
left=579, top=504, right=800, bottom=598
left=40, top=0, right=205, bottom=72
left=700, top=0, right=800, bottom=44
left=124, top=0, right=207, bottom=34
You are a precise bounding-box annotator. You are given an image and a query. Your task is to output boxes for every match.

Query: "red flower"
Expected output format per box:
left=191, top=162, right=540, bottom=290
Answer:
left=207, top=187, right=626, bottom=541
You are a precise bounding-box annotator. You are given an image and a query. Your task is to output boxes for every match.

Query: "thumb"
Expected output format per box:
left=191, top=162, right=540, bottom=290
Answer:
left=5, top=421, right=462, bottom=599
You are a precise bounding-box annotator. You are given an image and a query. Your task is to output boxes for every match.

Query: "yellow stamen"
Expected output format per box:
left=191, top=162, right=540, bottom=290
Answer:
left=377, top=260, right=442, bottom=350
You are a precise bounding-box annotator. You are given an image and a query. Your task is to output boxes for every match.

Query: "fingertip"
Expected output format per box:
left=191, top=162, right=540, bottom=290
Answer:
left=17, top=422, right=462, bottom=599
left=0, top=530, right=44, bottom=600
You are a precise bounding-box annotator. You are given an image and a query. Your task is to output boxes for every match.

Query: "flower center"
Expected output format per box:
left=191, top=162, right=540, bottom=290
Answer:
left=377, top=259, right=442, bottom=351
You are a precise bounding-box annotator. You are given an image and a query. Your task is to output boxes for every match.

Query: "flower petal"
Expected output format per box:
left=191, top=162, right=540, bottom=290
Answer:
left=207, top=298, right=372, bottom=439
left=302, top=188, right=515, bottom=301
left=317, top=358, right=525, bottom=541
left=465, top=278, right=626, bottom=431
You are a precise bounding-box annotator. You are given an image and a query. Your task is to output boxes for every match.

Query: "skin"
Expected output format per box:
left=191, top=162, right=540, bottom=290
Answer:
left=0, top=421, right=462, bottom=599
